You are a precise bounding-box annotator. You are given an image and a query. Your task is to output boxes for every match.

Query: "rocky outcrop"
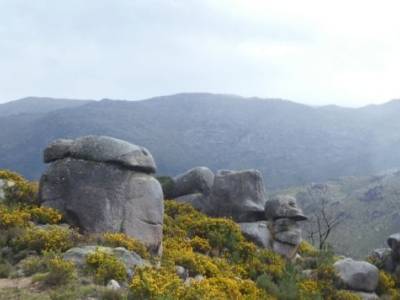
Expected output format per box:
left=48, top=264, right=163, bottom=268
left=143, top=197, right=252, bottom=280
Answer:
left=334, top=258, right=379, bottom=292
left=39, top=136, right=164, bottom=255
left=171, top=167, right=214, bottom=198
left=171, top=166, right=307, bottom=259
left=369, top=232, right=400, bottom=273
left=265, top=196, right=307, bottom=259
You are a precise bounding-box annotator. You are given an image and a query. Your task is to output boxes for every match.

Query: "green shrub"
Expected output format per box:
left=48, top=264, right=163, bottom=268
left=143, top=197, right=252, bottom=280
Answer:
left=256, top=273, right=279, bottom=296
left=41, top=256, right=76, bottom=286
left=13, top=225, right=79, bottom=253
left=0, top=260, right=12, bottom=278
left=0, top=169, right=38, bottom=205
left=86, top=249, right=127, bottom=285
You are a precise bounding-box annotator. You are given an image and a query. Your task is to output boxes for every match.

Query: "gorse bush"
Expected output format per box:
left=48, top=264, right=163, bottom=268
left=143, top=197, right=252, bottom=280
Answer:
left=86, top=249, right=127, bottom=284
left=102, top=232, right=149, bottom=259
left=41, top=256, right=77, bottom=286
left=29, top=207, right=63, bottom=224
left=0, top=204, right=31, bottom=229
left=14, top=225, right=79, bottom=253
left=0, top=169, right=38, bottom=205
left=0, top=204, right=63, bottom=229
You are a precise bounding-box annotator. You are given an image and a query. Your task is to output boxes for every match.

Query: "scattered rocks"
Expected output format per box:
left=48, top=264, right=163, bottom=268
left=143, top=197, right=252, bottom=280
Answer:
left=39, top=136, right=164, bottom=255
left=334, top=258, right=379, bottom=292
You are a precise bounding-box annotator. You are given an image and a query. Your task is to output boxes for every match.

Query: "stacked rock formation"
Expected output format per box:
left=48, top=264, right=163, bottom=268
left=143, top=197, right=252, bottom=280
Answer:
left=170, top=167, right=307, bottom=259
left=39, top=136, right=164, bottom=255
left=370, top=233, right=400, bottom=273
left=264, top=195, right=307, bottom=258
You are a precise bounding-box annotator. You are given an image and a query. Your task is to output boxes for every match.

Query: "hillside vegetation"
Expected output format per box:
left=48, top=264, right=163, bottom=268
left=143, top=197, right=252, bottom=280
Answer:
left=2, top=94, right=400, bottom=189
left=275, top=170, right=400, bottom=258
left=2, top=169, right=396, bottom=299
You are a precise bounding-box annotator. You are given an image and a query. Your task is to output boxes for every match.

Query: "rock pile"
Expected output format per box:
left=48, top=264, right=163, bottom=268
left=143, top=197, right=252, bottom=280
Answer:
left=370, top=233, right=400, bottom=273
left=170, top=167, right=307, bottom=259
left=39, top=136, right=164, bottom=255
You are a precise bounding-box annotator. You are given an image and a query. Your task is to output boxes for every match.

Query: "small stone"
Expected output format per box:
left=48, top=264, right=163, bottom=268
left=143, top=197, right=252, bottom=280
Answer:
left=175, top=265, right=188, bottom=280
left=107, top=279, right=121, bottom=290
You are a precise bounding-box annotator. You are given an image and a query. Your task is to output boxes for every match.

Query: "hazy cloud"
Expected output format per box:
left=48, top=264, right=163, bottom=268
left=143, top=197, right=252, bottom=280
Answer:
left=1, top=0, right=400, bottom=106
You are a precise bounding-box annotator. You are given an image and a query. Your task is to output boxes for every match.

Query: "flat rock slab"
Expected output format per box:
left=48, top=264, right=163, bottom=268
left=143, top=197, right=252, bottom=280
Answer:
left=44, top=135, right=156, bottom=173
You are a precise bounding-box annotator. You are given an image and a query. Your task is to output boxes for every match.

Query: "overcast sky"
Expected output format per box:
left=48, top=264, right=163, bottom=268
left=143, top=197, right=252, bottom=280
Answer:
left=1, top=0, right=400, bottom=106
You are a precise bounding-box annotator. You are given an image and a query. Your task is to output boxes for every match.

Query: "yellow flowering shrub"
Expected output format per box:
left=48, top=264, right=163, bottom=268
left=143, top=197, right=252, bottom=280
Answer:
left=130, top=266, right=185, bottom=299
left=0, top=204, right=31, bottom=229
left=298, top=241, right=318, bottom=257
left=102, top=232, right=149, bottom=259
left=335, top=290, right=362, bottom=300
left=130, top=267, right=273, bottom=300
left=14, top=225, right=79, bottom=253
left=377, top=270, right=396, bottom=295
left=0, top=169, right=38, bottom=204
left=41, top=256, right=76, bottom=286
left=163, top=237, right=222, bottom=277
left=244, top=248, right=285, bottom=280
left=86, top=249, right=127, bottom=284
left=190, top=236, right=211, bottom=254
left=29, top=207, right=63, bottom=224
left=298, top=279, right=321, bottom=299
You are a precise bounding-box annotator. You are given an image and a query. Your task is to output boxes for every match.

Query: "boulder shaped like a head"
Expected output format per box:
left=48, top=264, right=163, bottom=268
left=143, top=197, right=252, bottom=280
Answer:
left=265, top=195, right=307, bottom=221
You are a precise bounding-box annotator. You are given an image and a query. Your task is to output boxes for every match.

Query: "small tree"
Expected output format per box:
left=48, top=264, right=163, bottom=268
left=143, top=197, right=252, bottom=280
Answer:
left=299, top=185, right=344, bottom=250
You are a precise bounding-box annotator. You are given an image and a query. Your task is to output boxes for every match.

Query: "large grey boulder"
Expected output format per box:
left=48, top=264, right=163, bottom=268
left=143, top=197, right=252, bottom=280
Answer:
left=171, top=167, right=214, bottom=198
left=265, top=195, right=307, bottom=221
left=44, top=135, right=156, bottom=173
left=239, top=221, right=272, bottom=248
left=39, top=136, right=163, bottom=254
left=334, top=258, right=379, bottom=292
left=272, top=241, right=298, bottom=259
left=206, top=169, right=267, bottom=222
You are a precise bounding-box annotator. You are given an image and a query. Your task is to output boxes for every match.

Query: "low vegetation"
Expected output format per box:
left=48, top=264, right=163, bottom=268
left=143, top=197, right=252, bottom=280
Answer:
left=2, top=169, right=400, bottom=299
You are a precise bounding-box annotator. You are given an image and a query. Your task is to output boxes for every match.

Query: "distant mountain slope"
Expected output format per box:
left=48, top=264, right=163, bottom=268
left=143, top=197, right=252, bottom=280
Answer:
left=0, top=97, right=92, bottom=117
left=275, top=170, right=400, bottom=258
left=1, top=93, right=400, bottom=189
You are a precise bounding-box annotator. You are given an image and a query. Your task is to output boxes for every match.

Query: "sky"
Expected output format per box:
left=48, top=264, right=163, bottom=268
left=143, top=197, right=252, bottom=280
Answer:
left=1, top=0, right=400, bottom=107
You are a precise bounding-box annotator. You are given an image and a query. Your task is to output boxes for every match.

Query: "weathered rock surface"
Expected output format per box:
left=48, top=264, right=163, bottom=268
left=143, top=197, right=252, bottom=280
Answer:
left=334, top=258, right=379, bottom=292
left=64, top=245, right=146, bottom=273
left=39, top=136, right=164, bottom=254
left=265, top=195, right=307, bottom=221
left=171, top=167, right=214, bottom=198
left=388, top=233, right=400, bottom=259
left=206, top=169, right=267, bottom=222
left=272, top=241, right=299, bottom=259
left=43, top=135, right=156, bottom=173
left=369, top=248, right=394, bottom=272
left=239, top=221, right=272, bottom=248
left=175, top=193, right=208, bottom=212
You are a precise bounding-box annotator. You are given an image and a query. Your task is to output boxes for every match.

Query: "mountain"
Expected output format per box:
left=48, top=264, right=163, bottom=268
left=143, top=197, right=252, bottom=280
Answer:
left=275, top=169, right=400, bottom=258
left=0, top=97, right=92, bottom=117
left=1, top=93, right=400, bottom=189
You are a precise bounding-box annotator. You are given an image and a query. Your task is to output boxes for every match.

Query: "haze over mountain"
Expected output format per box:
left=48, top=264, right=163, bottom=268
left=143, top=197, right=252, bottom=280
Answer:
left=1, top=93, right=400, bottom=189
